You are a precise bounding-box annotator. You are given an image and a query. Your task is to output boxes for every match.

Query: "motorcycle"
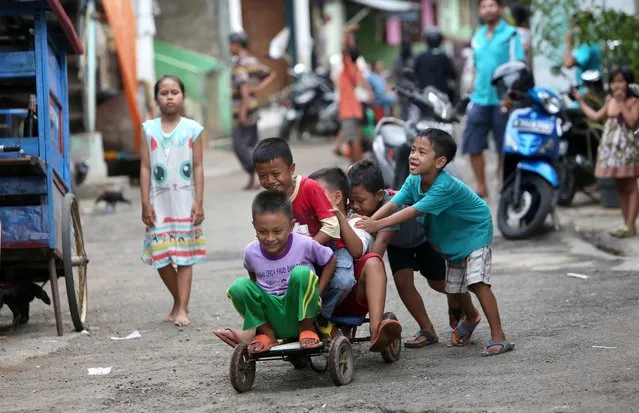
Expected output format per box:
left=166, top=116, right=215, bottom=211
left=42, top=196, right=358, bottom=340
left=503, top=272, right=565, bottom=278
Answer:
left=493, top=61, right=570, bottom=240
left=550, top=67, right=605, bottom=206
left=278, top=64, right=340, bottom=141
left=372, top=69, right=468, bottom=189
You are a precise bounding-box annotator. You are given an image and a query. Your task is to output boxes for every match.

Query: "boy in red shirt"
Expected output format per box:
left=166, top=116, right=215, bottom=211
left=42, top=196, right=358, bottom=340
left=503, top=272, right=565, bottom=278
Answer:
left=252, top=138, right=355, bottom=336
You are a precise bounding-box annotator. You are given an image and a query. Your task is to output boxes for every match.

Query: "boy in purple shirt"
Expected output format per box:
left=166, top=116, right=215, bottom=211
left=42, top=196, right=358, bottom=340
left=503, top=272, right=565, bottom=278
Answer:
left=226, top=190, right=337, bottom=354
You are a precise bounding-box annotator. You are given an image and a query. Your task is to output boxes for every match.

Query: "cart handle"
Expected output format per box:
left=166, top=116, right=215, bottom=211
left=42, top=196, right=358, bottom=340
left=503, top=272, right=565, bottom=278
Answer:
left=0, top=144, right=23, bottom=153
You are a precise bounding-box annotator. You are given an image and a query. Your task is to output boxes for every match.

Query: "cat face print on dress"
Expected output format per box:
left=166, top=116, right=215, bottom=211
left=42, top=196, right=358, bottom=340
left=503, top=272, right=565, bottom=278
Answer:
left=149, top=136, right=194, bottom=202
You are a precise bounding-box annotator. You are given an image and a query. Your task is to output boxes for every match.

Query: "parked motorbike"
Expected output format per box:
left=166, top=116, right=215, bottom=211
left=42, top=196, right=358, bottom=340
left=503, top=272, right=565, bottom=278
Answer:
left=553, top=68, right=606, bottom=206
left=493, top=61, right=570, bottom=240
left=278, top=64, right=340, bottom=141
left=372, top=69, right=468, bottom=189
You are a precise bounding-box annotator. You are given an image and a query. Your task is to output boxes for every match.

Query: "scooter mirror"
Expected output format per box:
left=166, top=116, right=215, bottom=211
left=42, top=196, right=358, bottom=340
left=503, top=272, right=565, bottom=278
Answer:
left=268, top=27, right=290, bottom=59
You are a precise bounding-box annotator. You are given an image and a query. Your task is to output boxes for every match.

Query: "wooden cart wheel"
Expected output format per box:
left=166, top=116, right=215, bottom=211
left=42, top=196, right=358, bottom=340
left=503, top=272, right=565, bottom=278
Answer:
left=327, top=336, right=354, bottom=386
left=62, top=193, right=88, bottom=332
left=229, top=344, right=256, bottom=393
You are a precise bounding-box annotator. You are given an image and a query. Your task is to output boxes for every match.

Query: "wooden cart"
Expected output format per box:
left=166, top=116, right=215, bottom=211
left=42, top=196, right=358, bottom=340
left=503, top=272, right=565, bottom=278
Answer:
left=0, top=0, right=87, bottom=336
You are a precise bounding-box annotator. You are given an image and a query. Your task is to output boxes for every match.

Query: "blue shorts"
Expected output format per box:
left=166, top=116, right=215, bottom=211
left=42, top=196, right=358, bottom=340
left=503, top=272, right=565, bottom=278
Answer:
left=318, top=248, right=356, bottom=319
left=461, top=103, right=508, bottom=155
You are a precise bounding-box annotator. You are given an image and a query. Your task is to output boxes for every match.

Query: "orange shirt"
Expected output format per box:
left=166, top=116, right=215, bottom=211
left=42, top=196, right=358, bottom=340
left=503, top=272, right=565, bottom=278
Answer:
left=338, top=54, right=363, bottom=120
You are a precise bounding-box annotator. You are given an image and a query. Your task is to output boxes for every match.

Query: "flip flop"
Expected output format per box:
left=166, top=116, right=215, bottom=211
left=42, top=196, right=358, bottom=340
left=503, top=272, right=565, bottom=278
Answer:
left=213, top=328, right=241, bottom=348
left=369, top=319, right=402, bottom=352
left=448, top=307, right=464, bottom=330
left=481, top=340, right=515, bottom=357
left=247, top=334, right=277, bottom=355
left=299, top=330, right=322, bottom=350
left=404, top=329, right=439, bottom=348
left=451, top=315, right=481, bottom=346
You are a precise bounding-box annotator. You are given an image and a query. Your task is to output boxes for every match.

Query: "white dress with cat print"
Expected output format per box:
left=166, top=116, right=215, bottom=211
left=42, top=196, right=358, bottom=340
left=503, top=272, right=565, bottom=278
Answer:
left=141, top=117, right=206, bottom=268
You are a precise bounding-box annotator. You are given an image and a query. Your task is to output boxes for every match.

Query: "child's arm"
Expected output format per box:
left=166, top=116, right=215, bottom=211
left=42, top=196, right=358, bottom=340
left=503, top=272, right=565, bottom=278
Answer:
left=619, top=98, right=639, bottom=129
left=370, top=201, right=400, bottom=221
left=577, top=93, right=608, bottom=122
left=332, top=209, right=363, bottom=259
left=318, top=254, right=337, bottom=295
left=314, top=230, right=335, bottom=246
left=139, top=128, right=155, bottom=226
left=370, top=230, right=394, bottom=256
left=358, top=206, right=420, bottom=234
left=191, top=132, right=205, bottom=225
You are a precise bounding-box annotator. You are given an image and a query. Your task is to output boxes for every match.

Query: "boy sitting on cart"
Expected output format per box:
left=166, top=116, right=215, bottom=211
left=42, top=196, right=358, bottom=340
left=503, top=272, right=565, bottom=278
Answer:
left=226, top=190, right=337, bottom=354
left=309, top=167, right=402, bottom=352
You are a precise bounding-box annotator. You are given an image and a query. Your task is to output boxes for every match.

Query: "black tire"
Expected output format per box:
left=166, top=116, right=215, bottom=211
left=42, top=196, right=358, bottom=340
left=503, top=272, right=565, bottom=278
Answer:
left=288, top=354, right=309, bottom=369
left=392, top=144, right=411, bottom=190
left=229, top=344, right=256, bottom=393
left=380, top=312, right=401, bottom=363
left=62, top=193, right=88, bottom=332
left=557, top=160, right=577, bottom=206
left=278, top=118, right=294, bottom=141
left=327, top=336, right=354, bottom=386
left=497, top=173, right=554, bottom=240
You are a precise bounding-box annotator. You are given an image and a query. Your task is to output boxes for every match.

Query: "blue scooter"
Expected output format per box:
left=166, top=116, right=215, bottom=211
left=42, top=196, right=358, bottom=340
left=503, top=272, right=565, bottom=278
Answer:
left=492, top=61, right=568, bottom=240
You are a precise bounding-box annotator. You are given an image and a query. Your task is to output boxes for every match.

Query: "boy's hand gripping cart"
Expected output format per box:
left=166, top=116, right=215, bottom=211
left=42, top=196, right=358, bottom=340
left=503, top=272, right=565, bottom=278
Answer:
left=229, top=313, right=401, bottom=393
left=0, top=1, right=88, bottom=336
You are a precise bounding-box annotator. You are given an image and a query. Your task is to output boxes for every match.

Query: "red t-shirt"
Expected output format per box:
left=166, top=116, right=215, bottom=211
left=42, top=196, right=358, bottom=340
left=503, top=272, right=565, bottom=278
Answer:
left=291, top=176, right=337, bottom=238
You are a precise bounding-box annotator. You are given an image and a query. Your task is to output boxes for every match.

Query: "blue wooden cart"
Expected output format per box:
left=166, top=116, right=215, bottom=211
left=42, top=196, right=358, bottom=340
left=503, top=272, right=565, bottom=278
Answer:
left=0, top=0, right=87, bottom=336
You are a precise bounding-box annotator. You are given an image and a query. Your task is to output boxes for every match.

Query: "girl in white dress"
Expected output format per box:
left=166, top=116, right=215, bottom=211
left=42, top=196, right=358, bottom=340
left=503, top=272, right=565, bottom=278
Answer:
left=140, top=75, right=206, bottom=326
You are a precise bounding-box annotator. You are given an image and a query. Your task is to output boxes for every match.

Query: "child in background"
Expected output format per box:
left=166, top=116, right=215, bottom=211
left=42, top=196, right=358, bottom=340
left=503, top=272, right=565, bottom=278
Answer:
left=252, top=138, right=355, bottom=336
left=348, top=160, right=465, bottom=347
left=356, top=128, right=514, bottom=356
left=227, top=190, right=336, bottom=354
left=309, top=167, right=402, bottom=351
left=140, top=75, right=206, bottom=327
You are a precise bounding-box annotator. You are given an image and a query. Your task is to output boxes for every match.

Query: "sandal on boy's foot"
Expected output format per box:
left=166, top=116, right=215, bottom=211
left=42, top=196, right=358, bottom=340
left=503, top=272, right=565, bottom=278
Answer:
left=369, top=319, right=402, bottom=352
left=213, top=328, right=242, bottom=348
left=404, top=329, right=439, bottom=348
left=247, top=334, right=277, bottom=355
left=448, top=307, right=464, bottom=330
left=451, top=315, right=481, bottom=346
left=481, top=340, right=515, bottom=357
left=609, top=225, right=636, bottom=238
left=316, top=320, right=340, bottom=339
left=299, top=330, right=322, bottom=350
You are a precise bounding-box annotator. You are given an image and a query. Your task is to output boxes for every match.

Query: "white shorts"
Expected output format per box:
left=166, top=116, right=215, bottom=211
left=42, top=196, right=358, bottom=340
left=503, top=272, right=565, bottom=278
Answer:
left=445, top=247, right=492, bottom=294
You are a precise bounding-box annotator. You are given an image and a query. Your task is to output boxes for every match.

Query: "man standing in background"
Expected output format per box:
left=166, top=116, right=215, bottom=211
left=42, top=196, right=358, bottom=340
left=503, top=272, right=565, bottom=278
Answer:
left=460, top=0, right=525, bottom=199
left=229, top=31, right=276, bottom=190
left=563, top=13, right=601, bottom=89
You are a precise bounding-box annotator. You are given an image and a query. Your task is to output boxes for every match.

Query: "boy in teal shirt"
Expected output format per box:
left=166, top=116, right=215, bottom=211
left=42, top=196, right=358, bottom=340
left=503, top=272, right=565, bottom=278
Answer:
left=356, top=128, right=514, bottom=357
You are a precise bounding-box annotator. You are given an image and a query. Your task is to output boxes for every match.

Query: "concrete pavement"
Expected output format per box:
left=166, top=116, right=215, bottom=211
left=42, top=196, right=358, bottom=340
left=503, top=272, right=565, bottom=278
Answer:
left=1, top=141, right=638, bottom=412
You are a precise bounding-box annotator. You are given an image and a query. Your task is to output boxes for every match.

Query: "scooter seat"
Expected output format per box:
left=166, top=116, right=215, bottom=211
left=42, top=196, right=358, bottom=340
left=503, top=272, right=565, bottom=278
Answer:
left=378, top=123, right=406, bottom=147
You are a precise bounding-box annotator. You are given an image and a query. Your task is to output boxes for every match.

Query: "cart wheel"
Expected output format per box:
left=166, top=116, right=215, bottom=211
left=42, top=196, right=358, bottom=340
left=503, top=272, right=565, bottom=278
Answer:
left=327, top=336, right=354, bottom=386
left=287, top=354, right=309, bottom=369
left=229, top=344, right=256, bottom=393
left=380, top=312, right=401, bottom=363
left=62, top=193, right=88, bottom=332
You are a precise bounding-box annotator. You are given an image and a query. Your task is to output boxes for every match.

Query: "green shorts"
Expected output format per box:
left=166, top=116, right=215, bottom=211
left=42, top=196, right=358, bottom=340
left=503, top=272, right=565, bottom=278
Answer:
left=226, top=266, right=320, bottom=340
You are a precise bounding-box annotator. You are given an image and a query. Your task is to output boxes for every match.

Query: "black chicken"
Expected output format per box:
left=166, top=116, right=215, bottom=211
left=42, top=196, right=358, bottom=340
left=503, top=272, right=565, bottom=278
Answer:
left=95, top=190, right=132, bottom=210
left=0, top=280, right=51, bottom=331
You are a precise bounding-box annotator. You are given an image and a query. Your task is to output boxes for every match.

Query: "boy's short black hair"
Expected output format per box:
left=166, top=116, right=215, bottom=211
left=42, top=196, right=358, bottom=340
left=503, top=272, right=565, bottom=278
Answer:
left=252, top=137, right=294, bottom=166
left=347, top=159, right=385, bottom=194
left=416, top=128, right=457, bottom=167
left=251, top=189, right=293, bottom=221
left=478, top=0, right=503, bottom=6
left=308, top=167, right=350, bottom=208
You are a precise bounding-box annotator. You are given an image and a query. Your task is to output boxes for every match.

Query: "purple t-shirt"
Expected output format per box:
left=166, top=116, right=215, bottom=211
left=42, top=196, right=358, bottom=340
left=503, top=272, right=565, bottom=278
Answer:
left=243, top=232, right=334, bottom=296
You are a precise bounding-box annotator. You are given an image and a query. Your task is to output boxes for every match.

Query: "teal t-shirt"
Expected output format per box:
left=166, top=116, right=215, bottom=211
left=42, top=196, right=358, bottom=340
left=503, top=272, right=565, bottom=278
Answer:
left=573, top=42, right=602, bottom=85
left=471, top=19, right=525, bottom=106
left=391, top=171, right=493, bottom=262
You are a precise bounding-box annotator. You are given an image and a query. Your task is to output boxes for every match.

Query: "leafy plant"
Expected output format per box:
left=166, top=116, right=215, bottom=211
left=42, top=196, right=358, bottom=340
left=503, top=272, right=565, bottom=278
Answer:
left=531, top=0, right=639, bottom=77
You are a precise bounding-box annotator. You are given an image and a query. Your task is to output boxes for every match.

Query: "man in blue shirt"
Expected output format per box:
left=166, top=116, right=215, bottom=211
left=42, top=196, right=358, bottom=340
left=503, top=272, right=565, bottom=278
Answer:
left=461, top=0, right=525, bottom=199
left=356, top=128, right=515, bottom=357
left=563, top=14, right=602, bottom=88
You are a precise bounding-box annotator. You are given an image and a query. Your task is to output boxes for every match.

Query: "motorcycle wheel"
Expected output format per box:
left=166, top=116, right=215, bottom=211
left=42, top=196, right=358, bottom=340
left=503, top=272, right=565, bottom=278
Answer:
left=497, top=173, right=554, bottom=240
left=557, top=159, right=577, bottom=206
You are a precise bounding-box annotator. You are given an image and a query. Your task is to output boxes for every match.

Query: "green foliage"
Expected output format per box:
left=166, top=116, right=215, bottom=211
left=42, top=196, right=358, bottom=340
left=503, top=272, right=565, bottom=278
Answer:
left=532, top=0, right=639, bottom=77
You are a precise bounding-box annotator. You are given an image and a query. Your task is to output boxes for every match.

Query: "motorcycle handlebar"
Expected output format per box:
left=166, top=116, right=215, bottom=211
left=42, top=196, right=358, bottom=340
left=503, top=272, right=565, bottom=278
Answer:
left=0, top=144, right=22, bottom=153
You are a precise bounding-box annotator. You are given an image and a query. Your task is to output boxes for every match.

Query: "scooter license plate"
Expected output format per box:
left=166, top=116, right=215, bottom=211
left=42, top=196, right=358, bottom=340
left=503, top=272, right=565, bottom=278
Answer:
left=286, top=109, right=297, bottom=121
left=513, top=118, right=555, bottom=135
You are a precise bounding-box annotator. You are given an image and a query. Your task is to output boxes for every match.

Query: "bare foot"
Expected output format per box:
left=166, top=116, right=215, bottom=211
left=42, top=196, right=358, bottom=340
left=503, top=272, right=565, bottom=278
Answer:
left=174, top=311, right=190, bottom=327
left=164, top=304, right=179, bottom=322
